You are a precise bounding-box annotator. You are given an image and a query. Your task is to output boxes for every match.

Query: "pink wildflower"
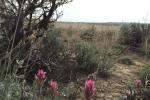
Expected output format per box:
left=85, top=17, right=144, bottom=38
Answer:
left=135, top=80, right=142, bottom=88
left=48, top=81, right=59, bottom=100
left=50, top=81, right=58, bottom=90
left=35, top=69, right=46, bottom=80
left=84, top=79, right=96, bottom=100
left=35, top=69, right=47, bottom=89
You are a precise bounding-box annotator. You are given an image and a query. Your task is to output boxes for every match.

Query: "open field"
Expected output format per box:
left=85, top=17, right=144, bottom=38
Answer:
left=55, top=22, right=122, bottom=31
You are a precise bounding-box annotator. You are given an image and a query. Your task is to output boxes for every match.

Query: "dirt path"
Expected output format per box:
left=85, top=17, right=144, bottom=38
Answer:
left=96, top=52, right=148, bottom=100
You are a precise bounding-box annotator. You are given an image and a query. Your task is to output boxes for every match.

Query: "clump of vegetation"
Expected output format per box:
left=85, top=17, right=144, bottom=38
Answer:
left=140, top=47, right=150, bottom=58
left=75, top=40, right=119, bottom=76
left=139, top=65, right=150, bottom=85
left=0, top=77, right=22, bottom=100
left=120, top=23, right=142, bottom=47
left=80, top=25, right=97, bottom=41
left=75, top=42, right=98, bottom=74
left=96, top=47, right=117, bottom=76
left=120, top=23, right=150, bottom=57
left=118, top=56, right=133, bottom=65
left=93, top=29, right=122, bottom=76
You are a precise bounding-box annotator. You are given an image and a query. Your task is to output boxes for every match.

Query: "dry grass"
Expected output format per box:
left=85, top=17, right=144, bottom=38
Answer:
left=55, top=22, right=122, bottom=45
left=55, top=22, right=121, bottom=32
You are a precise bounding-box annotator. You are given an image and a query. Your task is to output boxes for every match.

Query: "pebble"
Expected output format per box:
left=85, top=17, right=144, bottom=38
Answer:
left=98, top=93, right=105, bottom=97
left=111, top=93, right=120, bottom=97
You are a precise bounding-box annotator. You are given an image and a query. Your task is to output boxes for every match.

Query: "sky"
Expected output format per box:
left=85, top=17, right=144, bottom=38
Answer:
left=58, top=0, right=150, bottom=23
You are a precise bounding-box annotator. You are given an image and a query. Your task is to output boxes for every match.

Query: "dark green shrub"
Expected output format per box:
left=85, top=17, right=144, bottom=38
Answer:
left=41, top=28, right=63, bottom=59
left=120, top=23, right=150, bottom=47
left=139, top=65, right=150, bottom=85
left=74, top=41, right=118, bottom=76
left=96, top=47, right=117, bottom=76
left=75, top=42, right=97, bottom=74
left=120, top=23, right=142, bottom=47
left=120, top=23, right=150, bottom=58
left=138, top=47, right=150, bottom=58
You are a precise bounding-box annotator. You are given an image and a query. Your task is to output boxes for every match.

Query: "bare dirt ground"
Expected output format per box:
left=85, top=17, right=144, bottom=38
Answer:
left=95, top=52, right=149, bottom=100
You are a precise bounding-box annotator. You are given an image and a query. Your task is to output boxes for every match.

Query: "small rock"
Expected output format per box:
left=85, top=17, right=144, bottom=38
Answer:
left=105, top=96, right=113, bottom=100
left=97, top=93, right=105, bottom=97
left=103, top=82, right=108, bottom=87
left=121, top=95, right=128, bottom=100
left=115, top=83, right=122, bottom=87
left=111, top=93, right=120, bottom=97
left=106, top=95, right=113, bottom=99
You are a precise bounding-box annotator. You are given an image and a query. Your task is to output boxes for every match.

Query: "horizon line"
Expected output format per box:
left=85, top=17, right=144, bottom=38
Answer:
left=57, top=21, right=150, bottom=24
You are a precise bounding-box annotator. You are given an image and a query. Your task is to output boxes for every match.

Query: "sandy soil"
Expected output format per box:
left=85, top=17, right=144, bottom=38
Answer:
left=95, top=52, right=148, bottom=100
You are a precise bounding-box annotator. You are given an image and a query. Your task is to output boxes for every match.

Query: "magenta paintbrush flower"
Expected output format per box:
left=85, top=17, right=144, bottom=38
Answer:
left=35, top=69, right=47, bottom=92
left=35, top=69, right=46, bottom=80
left=48, top=81, right=59, bottom=100
left=50, top=81, right=58, bottom=90
left=135, top=80, right=142, bottom=88
left=84, top=79, right=96, bottom=100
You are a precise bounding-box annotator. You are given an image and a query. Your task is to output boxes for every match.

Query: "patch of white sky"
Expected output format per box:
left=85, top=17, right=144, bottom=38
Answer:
left=58, top=0, right=150, bottom=23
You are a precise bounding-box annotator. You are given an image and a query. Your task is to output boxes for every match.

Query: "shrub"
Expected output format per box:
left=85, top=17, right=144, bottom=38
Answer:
left=0, top=76, right=34, bottom=100
left=41, top=28, right=63, bottom=59
left=140, top=46, right=150, bottom=58
left=120, top=23, right=150, bottom=57
left=96, top=47, right=117, bottom=76
left=80, top=25, right=97, bottom=41
left=120, top=23, right=150, bottom=46
left=139, top=65, right=150, bottom=85
left=75, top=42, right=98, bottom=74
left=120, top=23, right=142, bottom=47
left=74, top=41, right=118, bottom=76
